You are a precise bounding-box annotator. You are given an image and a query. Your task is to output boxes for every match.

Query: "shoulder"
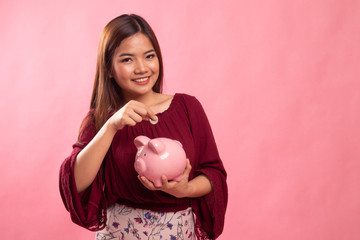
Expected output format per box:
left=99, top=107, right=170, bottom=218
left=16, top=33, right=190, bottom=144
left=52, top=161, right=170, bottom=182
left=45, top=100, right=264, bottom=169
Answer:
left=175, top=93, right=200, bottom=104
left=175, top=93, right=203, bottom=110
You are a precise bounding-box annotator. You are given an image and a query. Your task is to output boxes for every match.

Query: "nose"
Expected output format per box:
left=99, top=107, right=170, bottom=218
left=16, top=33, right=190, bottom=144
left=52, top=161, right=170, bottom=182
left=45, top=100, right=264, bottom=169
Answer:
left=134, top=59, right=148, bottom=74
left=135, top=158, right=146, bottom=174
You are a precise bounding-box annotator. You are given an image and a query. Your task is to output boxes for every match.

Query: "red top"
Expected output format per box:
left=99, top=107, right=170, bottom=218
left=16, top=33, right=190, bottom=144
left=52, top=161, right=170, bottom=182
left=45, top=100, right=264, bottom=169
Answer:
left=59, top=93, right=228, bottom=239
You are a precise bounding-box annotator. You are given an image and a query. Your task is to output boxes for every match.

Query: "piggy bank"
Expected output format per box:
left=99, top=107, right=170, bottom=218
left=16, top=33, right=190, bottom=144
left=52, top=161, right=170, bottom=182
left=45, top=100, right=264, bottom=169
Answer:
left=134, top=135, right=186, bottom=187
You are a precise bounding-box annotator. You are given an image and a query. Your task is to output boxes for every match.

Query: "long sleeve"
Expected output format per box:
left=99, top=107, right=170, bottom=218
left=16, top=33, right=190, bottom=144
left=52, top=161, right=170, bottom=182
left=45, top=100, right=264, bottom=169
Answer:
left=59, top=114, right=107, bottom=231
left=184, top=95, right=228, bottom=240
left=59, top=94, right=228, bottom=237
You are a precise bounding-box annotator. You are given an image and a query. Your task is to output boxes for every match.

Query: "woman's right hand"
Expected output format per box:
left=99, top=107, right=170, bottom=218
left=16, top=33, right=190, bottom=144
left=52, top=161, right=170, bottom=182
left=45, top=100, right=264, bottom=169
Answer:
left=74, top=100, right=156, bottom=193
left=108, top=100, right=157, bottom=132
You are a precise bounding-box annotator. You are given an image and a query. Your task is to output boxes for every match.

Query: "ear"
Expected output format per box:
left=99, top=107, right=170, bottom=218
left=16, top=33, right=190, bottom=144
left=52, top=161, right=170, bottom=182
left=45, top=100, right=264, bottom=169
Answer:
left=148, top=139, right=165, bottom=154
left=109, top=68, right=114, bottom=78
left=134, top=135, right=150, bottom=149
left=174, top=140, right=183, bottom=148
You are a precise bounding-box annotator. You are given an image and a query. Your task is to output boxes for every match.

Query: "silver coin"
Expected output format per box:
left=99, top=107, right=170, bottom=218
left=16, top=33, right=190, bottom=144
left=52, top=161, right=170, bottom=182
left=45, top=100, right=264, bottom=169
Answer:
left=149, top=116, right=159, bottom=125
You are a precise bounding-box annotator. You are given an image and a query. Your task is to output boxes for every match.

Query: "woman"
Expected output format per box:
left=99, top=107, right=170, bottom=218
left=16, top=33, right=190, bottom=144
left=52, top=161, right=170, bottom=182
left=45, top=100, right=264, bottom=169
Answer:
left=59, top=14, right=227, bottom=240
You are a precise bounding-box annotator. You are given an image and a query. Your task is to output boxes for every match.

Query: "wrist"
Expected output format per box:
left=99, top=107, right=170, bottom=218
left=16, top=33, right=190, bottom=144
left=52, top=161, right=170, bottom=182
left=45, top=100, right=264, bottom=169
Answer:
left=184, top=175, right=212, bottom=198
left=104, top=120, right=118, bottom=136
left=185, top=181, right=196, bottom=198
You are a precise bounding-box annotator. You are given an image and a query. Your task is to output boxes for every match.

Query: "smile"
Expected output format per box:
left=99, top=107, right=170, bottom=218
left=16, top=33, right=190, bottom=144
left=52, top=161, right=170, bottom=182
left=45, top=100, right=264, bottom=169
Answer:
left=132, top=77, right=150, bottom=84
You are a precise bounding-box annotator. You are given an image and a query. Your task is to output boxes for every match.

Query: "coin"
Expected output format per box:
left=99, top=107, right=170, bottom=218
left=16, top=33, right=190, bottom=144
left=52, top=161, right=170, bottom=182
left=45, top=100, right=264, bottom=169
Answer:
left=149, top=116, right=159, bottom=125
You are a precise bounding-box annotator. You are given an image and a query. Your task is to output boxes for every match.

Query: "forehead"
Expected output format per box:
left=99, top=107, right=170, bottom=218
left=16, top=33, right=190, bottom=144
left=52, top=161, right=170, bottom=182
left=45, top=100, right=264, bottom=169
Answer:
left=116, top=33, right=154, bottom=53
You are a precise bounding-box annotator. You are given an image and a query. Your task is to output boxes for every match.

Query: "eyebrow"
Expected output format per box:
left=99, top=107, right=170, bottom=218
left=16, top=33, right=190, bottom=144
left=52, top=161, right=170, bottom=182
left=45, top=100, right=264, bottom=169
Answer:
left=119, top=49, right=155, bottom=57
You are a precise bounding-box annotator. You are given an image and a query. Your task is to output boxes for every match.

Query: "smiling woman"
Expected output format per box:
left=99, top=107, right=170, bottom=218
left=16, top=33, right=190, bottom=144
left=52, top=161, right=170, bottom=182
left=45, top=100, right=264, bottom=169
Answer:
left=89, top=14, right=164, bottom=132
left=59, top=14, right=228, bottom=240
left=110, top=33, right=160, bottom=101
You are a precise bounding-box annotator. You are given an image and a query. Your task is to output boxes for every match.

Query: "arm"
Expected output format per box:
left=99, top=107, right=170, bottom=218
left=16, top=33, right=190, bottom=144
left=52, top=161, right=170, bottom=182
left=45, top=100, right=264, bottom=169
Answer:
left=74, top=100, right=156, bottom=193
left=59, top=100, right=156, bottom=230
left=186, top=174, right=213, bottom=198
left=185, top=94, right=228, bottom=239
left=74, top=121, right=117, bottom=193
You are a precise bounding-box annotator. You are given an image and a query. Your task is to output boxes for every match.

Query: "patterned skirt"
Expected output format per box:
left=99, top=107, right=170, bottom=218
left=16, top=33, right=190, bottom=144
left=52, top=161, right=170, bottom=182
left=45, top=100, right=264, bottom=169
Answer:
left=95, top=203, right=195, bottom=240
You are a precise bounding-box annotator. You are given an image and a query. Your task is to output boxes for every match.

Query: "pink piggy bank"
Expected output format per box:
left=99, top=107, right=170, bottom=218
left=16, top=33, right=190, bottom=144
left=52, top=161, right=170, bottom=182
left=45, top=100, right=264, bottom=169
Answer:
left=134, top=135, right=187, bottom=187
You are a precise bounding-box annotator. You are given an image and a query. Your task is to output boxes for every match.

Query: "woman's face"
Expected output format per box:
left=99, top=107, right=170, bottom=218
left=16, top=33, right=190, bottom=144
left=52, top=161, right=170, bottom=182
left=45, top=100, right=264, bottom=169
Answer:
left=111, top=33, right=160, bottom=101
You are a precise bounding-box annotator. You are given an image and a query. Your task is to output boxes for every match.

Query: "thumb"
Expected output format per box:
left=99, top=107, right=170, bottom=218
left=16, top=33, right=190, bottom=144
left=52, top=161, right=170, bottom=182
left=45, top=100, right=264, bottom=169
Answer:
left=183, top=158, right=192, bottom=177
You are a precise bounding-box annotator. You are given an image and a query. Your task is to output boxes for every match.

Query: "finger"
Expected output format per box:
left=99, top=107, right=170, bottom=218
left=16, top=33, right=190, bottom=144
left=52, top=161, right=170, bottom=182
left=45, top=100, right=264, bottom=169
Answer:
left=161, top=175, right=169, bottom=188
left=127, top=100, right=156, bottom=121
left=183, top=158, right=192, bottom=176
left=146, top=107, right=157, bottom=121
left=127, top=110, right=144, bottom=123
left=134, top=105, right=157, bottom=123
left=137, top=175, right=146, bottom=185
left=138, top=175, right=150, bottom=189
left=138, top=175, right=156, bottom=190
left=125, top=118, right=137, bottom=127
left=131, top=105, right=149, bottom=120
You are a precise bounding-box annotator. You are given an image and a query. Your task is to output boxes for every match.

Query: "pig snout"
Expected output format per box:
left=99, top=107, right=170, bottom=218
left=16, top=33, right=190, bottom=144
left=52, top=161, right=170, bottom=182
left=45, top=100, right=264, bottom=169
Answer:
left=134, top=158, right=146, bottom=175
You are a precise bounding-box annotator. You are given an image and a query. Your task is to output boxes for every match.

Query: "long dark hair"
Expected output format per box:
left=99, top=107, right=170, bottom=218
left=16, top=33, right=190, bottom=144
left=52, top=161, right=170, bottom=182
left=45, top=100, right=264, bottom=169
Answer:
left=84, top=14, right=164, bottom=132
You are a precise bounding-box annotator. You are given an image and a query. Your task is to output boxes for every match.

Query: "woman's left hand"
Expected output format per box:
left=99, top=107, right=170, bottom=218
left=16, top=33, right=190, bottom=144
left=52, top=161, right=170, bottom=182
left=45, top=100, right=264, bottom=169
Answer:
left=137, top=159, right=193, bottom=198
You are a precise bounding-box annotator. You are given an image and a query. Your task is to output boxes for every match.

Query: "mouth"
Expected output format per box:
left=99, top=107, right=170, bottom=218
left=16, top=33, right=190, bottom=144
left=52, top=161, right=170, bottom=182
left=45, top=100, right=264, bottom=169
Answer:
left=132, top=76, right=150, bottom=85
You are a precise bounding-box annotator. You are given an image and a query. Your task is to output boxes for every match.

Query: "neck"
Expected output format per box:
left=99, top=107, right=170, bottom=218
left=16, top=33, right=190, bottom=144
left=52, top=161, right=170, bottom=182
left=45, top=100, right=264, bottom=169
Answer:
left=123, top=91, right=158, bottom=105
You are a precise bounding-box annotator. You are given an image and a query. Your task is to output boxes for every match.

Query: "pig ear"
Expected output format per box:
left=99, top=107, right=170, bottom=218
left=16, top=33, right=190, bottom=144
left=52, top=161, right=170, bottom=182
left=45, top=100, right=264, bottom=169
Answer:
left=174, top=140, right=183, bottom=148
left=148, top=139, right=165, bottom=154
left=134, top=135, right=150, bottom=149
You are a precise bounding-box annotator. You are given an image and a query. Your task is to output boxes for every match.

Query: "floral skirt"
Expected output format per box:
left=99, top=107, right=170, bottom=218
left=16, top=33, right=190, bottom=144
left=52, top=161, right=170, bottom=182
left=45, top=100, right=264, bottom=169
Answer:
left=95, top=203, right=195, bottom=240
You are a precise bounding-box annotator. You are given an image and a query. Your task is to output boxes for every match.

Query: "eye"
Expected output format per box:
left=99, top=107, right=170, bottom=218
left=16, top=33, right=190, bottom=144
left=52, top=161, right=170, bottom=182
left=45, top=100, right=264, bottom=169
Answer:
left=121, top=58, right=132, bottom=63
left=146, top=54, right=156, bottom=59
left=144, top=153, right=147, bottom=157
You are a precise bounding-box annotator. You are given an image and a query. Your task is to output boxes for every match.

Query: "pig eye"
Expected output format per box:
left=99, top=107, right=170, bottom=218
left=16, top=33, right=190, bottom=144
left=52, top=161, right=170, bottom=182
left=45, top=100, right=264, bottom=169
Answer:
left=144, top=153, right=146, bottom=157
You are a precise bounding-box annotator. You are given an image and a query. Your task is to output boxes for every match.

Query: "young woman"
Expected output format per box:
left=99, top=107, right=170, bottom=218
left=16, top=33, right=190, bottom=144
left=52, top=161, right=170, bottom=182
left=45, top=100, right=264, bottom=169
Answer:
left=59, top=14, right=227, bottom=240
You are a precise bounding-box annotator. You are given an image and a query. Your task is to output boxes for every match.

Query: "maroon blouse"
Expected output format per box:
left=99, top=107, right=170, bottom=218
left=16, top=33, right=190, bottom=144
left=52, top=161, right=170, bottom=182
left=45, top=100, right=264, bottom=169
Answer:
left=59, top=93, right=228, bottom=239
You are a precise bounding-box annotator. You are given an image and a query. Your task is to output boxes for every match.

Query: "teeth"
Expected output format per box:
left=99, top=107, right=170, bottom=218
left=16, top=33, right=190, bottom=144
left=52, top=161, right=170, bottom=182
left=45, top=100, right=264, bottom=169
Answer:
left=133, top=77, right=149, bottom=82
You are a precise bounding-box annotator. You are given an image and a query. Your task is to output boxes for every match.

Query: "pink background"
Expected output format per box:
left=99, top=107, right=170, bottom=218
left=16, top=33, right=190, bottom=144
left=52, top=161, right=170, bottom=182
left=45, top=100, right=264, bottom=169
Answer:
left=1, top=0, right=359, bottom=239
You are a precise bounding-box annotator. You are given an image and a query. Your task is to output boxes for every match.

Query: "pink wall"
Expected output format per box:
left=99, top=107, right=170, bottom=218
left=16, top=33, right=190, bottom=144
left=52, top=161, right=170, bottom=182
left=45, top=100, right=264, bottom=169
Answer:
left=1, top=0, right=359, bottom=239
